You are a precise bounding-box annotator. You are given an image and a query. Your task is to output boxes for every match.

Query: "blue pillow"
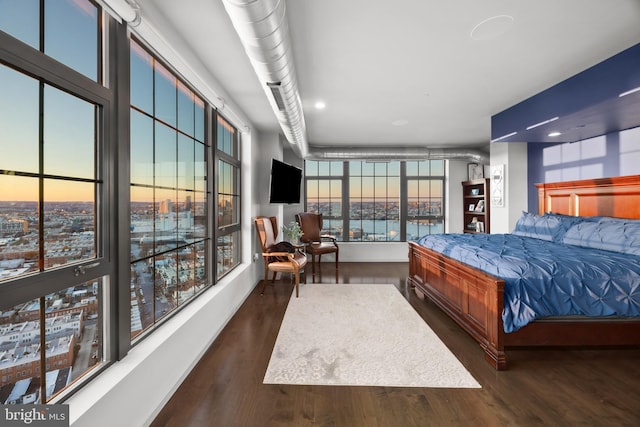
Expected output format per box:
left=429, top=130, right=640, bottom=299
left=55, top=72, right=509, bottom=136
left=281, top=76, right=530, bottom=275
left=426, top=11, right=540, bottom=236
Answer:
left=562, top=218, right=640, bottom=255
left=512, top=211, right=572, bottom=242
left=544, top=212, right=601, bottom=223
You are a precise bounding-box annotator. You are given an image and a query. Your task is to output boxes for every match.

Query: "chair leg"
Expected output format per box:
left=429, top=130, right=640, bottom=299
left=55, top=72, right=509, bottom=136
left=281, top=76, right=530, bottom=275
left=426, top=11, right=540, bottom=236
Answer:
left=335, top=249, right=339, bottom=283
left=294, top=271, right=300, bottom=298
left=311, top=254, right=316, bottom=283
left=260, top=270, right=277, bottom=296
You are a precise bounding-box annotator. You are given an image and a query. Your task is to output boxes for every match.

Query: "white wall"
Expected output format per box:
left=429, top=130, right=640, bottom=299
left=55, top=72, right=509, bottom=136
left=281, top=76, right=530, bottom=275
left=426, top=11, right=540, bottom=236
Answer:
left=490, top=142, right=528, bottom=233
left=253, top=130, right=284, bottom=218
left=447, top=160, right=470, bottom=234
left=337, top=242, right=406, bottom=262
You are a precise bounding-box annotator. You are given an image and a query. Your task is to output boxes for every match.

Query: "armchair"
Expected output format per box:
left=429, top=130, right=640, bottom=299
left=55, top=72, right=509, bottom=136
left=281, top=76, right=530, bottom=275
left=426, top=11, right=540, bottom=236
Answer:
left=254, top=216, right=307, bottom=297
left=296, top=212, right=339, bottom=283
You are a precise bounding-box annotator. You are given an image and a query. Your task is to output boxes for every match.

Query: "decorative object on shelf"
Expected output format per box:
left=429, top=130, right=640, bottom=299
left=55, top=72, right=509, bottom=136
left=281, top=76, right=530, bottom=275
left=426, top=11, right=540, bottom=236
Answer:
left=281, top=221, right=302, bottom=244
left=462, top=178, right=490, bottom=234
left=491, top=164, right=504, bottom=207
left=468, top=163, right=484, bottom=180
left=477, top=221, right=485, bottom=233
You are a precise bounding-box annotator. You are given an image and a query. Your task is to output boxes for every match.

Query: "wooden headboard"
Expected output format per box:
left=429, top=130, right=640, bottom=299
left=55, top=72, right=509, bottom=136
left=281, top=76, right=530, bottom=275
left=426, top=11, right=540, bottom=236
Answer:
left=536, top=175, right=640, bottom=219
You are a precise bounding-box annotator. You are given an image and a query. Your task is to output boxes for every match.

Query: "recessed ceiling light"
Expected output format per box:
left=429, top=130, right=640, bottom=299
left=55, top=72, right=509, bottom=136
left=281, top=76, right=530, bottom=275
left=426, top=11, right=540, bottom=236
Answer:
left=314, top=101, right=326, bottom=110
left=526, top=116, right=559, bottom=130
left=471, top=15, right=515, bottom=41
left=548, top=132, right=562, bottom=137
left=619, top=86, right=640, bottom=97
left=491, top=131, right=517, bottom=142
left=392, top=119, right=409, bottom=126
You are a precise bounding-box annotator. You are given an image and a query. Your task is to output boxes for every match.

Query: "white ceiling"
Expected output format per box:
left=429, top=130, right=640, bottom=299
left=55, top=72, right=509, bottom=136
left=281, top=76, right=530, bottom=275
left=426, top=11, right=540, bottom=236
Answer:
left=134, top=0, right=640, bottom=152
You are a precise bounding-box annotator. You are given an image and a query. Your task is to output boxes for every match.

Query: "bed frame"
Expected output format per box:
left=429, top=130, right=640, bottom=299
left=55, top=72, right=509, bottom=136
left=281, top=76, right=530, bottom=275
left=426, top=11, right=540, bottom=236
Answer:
left=408, top=174, right=640, bottom=370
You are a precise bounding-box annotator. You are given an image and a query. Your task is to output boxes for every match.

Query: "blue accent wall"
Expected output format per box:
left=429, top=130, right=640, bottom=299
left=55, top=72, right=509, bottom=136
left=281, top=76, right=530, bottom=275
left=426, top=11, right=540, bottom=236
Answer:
left=493, top=43, right=640, bottom=144
left=527, top=126, right=640, bottom=212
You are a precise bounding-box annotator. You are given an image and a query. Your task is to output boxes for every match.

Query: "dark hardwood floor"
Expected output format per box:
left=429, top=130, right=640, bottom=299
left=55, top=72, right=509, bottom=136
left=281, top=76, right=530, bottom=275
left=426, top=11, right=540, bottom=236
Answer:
left=151, top=262, right=640, bottom=427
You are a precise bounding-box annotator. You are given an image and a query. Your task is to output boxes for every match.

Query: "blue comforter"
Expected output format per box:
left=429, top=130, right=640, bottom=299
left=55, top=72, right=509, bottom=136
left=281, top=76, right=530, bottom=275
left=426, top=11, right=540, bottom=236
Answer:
left=415, top=233, right=640, bottom=332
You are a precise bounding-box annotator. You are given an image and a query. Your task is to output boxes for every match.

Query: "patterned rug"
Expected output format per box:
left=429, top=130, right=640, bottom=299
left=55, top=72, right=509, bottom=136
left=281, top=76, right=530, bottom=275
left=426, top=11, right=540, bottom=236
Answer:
left=263, top=283, right=481, bottom=388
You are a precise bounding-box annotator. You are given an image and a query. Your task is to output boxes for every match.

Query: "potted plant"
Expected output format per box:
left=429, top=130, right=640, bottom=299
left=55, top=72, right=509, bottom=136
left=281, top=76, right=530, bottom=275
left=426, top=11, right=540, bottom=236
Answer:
left=281, top=221, right=302, bottom=244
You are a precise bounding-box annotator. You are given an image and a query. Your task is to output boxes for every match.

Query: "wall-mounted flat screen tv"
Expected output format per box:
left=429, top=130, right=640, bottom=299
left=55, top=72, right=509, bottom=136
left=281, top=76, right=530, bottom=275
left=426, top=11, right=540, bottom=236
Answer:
left=269, top=159, right=302, bottom=204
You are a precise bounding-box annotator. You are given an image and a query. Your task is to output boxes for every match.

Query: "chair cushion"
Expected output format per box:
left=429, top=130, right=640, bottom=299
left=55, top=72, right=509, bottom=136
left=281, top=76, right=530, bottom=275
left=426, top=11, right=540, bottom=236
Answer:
left=298, top=213, right=321, bottom=242
left=305, top=241, right=338, bottom=254
left=268, top=251, right=307, bottom=272
left=261, top=217, right=277, bottom=247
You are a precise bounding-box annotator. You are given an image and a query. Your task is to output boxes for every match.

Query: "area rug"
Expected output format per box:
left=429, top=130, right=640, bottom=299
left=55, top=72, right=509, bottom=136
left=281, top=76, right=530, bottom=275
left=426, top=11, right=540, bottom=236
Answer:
left=263, top=283, right=481, bottom=388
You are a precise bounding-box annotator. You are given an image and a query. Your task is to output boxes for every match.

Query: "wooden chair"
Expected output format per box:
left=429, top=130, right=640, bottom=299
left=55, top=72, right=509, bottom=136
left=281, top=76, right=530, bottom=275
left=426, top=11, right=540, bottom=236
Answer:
left=254, top=216, right=307, bottom=297
left=296, top=212, right=339, bottom=283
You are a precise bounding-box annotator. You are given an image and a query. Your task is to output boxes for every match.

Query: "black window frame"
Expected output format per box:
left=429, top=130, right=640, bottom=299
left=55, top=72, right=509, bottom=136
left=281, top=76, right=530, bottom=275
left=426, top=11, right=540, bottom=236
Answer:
left=214, top=114, right=241, bottom=279
left=304, top=160, right=446, bottom=242
left=0, top=3, right=114, bottom=402
left=0, top=3, right=245, bottom=403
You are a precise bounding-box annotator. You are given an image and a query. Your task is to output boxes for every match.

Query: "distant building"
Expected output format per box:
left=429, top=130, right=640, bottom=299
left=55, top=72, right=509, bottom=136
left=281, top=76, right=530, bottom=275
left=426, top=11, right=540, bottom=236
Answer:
left=0, top=368, right=72, bottom=404
left=158, top=199, right=173, bottom=214
left=0, top=332, right=76, bottom=388
left=0, top=310, right=83, bottom=388
left=0, top=218, right=28, bottom=236
left=0, top=259, right=25, bottom=270
left=0, top=264, right=35, bottom=281
left=17, top=297, right=95, bottom=323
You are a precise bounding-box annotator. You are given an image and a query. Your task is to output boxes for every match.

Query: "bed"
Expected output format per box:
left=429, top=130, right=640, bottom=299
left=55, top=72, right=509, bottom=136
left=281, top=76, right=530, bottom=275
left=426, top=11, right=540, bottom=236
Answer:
left=408, top=175, right=640, bottom=370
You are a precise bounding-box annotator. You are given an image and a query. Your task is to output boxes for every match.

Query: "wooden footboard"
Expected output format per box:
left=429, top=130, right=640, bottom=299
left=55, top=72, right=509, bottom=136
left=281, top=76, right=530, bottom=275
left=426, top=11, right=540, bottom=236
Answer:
left=408, top=241, right=507, bottom=370
left=409, top=175, right=640, bottom=370
left=409, top=240, right=640, bottom=370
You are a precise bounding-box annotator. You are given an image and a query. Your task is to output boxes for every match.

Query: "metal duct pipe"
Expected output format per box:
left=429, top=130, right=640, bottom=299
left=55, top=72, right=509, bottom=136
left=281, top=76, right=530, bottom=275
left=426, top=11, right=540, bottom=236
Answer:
left=306, top=145, right=490, bottom=164
left=103, top=0, right=141, bottom=26
left=222, top=0, right=308, bottom=158
left=222, top=1, right=488, bottom=165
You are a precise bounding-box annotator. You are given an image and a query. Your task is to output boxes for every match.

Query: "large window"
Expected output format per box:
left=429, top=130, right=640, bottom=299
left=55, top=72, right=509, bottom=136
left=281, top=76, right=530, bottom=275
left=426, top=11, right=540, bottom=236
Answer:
left=305, top=160, right=445, bottom=241
left=0, top=2, right=244, bottom=403
left=129, top=40, right=209, bottom=340
left=349, top=161, right=401, bottom=241
left=405, top=160, right=445, bottom=240
left=216, top=116, right=241, bottom=278
left=305, top=161, right=344, bottom=239
left=0, top=0, right=101, bottom=82
left=0, top=0, right=107, bottom=403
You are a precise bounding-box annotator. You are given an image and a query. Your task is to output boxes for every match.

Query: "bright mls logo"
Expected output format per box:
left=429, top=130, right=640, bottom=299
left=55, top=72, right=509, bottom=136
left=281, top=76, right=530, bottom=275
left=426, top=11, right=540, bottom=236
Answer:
left=1, top=405, right=68, bottom=427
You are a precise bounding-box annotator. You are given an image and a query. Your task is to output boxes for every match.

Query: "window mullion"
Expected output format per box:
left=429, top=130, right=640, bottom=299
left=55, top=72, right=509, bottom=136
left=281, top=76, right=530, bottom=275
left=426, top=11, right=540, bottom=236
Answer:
left=38, top=296, right=47, bottom=402
left=38, top=81, right=45, bottom=272
left=400, top=162, right=407, bottom=241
